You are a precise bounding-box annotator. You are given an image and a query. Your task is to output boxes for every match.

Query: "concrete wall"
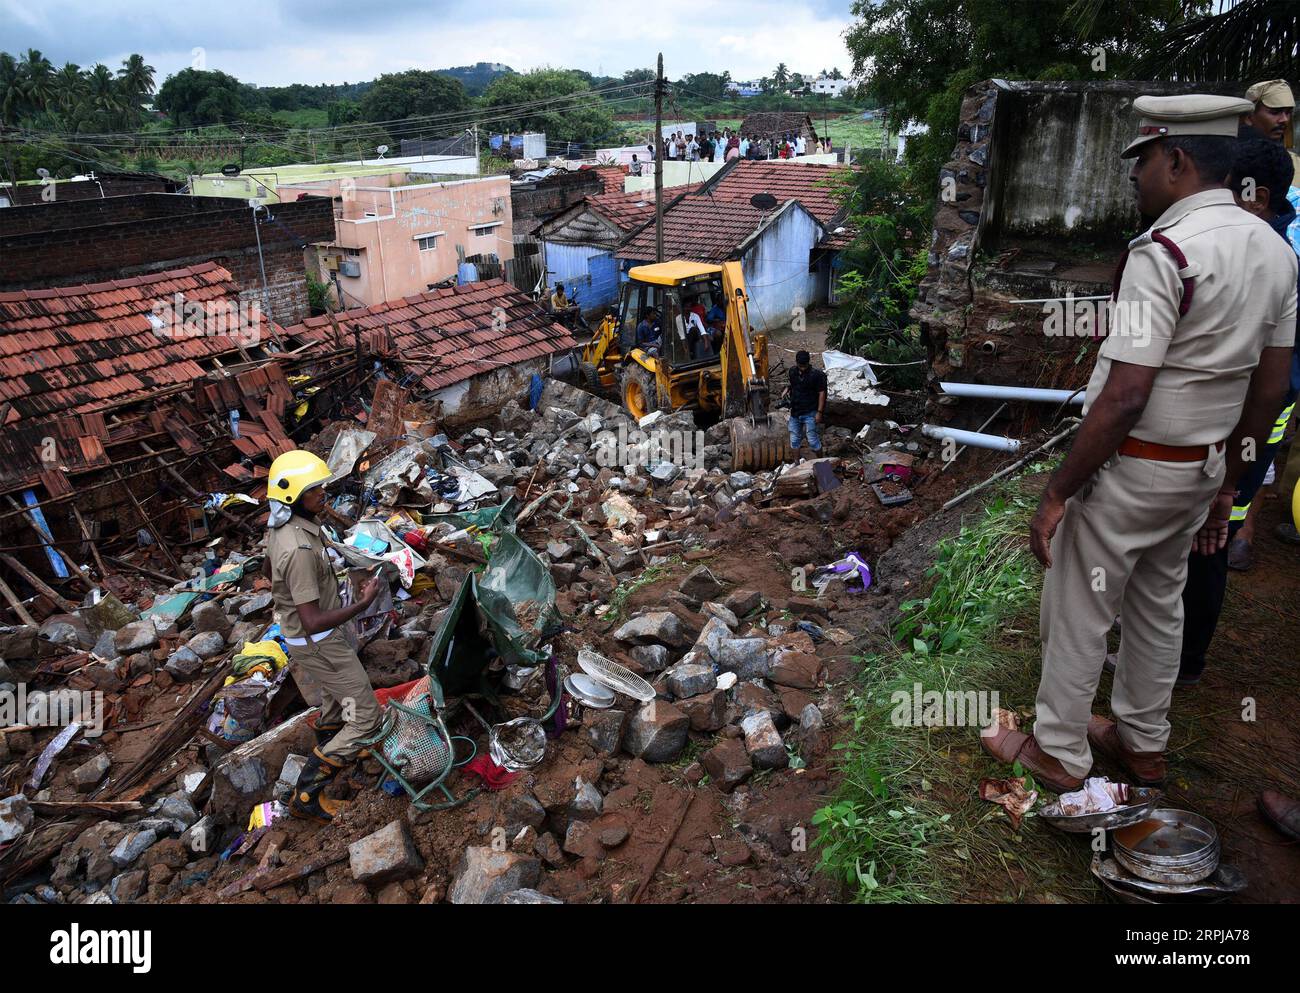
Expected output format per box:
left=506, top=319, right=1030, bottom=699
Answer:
left=0, top=193, right=334, bottom=325
left=742, top=203, right=825, bottom=331
left=191, top=155, right=480, bottom=203
left=913, top=78, right=1247, bottom=420
left=428, top=357, right=549, bottom=426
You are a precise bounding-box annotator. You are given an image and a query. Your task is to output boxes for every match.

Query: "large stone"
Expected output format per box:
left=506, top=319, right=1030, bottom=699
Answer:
left=562, top=820, right=605, bottom=860
left=722, top=589, right=763, bottom=617
left=91, top=630, right=120, bottom=661
left=109, top=869, right=147, bottom=904
left=0, top=625, right=39, bottom=660
left=0, top=793, right=33, bottom=844
left=164, top=647, right=204, bottom=682
left=692, top=617, right=732, bottom=665
left=503, top=793, right=547, bottom=834
left=151, top=793, right=200, bottom=831
left=186, top=630, right=227, bottom=660
left=208, top=711, right=315, bottom=821
left=191, top=602, right=233, bottom=639
left=41, top=616, right=90, bottom=649
left=180, top=815, right=219, bottom=855
left=769, top=651, right=826, bottom=690
left=237, top=592, right=274, bottom=619
left=700, top=740, right=753, bottom=792
left=613, top=612, right=687, bottom=648
left=114, top=620, right=158, bottom=654
left=623, top=701, right=689, bottom=763
left=110, top=828, right=158, bottom=868
left=71, top=752, right=111, bottom=793
left=740, top=712, right=788, bottom=770
left=678, top=565, right=724, bottom=601
left=349, top=820, right=424, bottom=886
left=628, top=645, right=671, bottom=673
left=448, top=847, right=541, bottom=904
left=666, top=663, right=716, bottom=700
left=700, top=602, right=739, bottom=629
left=569, top=778, right=604, bottom=821
left=678, top=688, right=729, bottom=732
left=716, top=638, right=773, bottom=680
left=583, top=709, right=626, bottom=756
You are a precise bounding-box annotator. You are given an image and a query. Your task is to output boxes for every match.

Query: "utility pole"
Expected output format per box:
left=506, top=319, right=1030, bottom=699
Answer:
left=655, top=52, right=664, bottom=264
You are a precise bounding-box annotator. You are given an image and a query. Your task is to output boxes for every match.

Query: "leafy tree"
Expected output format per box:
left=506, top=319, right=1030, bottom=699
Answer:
left=772, top=63, right=790, bottom=89
left=327, top=99, right=362, bottom=127
left=845, top=0, right=1195, bottom=191
left=358, top=69, right=468, bottom=130
left=480, top=68, right=614, bottom=145
left=155, top=68, right=246, bottom=126
left=623, top=68, right=656, bottom=85
left=679, top=71, right=727, bottom=101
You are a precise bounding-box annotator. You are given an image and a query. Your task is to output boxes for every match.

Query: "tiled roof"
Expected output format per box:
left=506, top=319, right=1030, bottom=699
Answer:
left=0, top=262, right=268, bottom=422
left=705, top=160, right=848, bottom=227
left=588, top=166, right=629, bottom=194
left=587, top=183, right=702, bottom=234
left=817, top=225, right=857, bottom=251
left=282, top=279, right=577, bottom=391
left=616, top=197, right=768, bottom=263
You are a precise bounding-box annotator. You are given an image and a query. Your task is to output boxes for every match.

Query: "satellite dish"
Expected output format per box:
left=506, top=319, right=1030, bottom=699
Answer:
left=749, top=192, right=779, bottom=211
left=221, top=164, right=241, bottom=177
left=376, top=144, right=389, bottom=157
left=36, top=167, right=50, bottom=179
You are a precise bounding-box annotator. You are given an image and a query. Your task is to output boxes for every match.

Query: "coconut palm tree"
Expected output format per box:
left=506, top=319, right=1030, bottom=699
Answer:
left=118, top=54, right=155, bottom=104
left=0, top=53, right=23, bottom=125
left=54, top=62, right=85, bottom=115
left=85, top=63, right=124, bottom=126
left=772, top=62, right=791, bottom=89
left=20, top=48, right=55, bottom=113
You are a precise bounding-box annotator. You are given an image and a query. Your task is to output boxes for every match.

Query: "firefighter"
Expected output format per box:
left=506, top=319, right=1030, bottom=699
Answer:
left=265, top=450, right=384, bottom=822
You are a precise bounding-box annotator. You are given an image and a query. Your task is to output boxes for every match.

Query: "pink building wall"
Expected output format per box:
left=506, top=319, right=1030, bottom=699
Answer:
left=279, top=174, right=514, bottom=308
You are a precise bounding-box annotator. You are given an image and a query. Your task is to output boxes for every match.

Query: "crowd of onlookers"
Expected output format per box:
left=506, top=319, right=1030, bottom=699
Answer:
left=628, top=128, right=833, bottom=173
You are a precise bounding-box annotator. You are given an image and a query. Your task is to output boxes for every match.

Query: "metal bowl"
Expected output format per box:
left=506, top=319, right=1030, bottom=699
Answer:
left=1092, top=853, right=1244, bottom=900
left=1038, top=787, right=1161, bottom=833
left=563, top=673, right=615, bottom=709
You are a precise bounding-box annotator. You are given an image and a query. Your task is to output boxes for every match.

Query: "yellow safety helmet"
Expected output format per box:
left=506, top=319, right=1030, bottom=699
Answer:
left=267, top=450, right=331, bottom=505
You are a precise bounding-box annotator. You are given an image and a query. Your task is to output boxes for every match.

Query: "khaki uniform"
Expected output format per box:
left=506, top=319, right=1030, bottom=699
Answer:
left=1037, top=188, right=1297, bottom=777
left=267, top=516, right=380, bottom=763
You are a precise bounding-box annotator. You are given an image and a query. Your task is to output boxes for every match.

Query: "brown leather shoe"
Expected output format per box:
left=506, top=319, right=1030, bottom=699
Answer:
left=980, top=724, right=1085, bottom=794
left=1087, top=715, right=1166, bottom=787
left=1258, top=790, right=1300, bottom=841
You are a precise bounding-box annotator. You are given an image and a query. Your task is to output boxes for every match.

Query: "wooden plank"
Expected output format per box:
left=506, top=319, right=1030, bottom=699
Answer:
left=0, top=552, right=78, bottom=612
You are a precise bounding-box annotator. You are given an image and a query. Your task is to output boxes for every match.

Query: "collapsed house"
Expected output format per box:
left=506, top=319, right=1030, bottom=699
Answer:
left=281, top=278, right=578, bottom=426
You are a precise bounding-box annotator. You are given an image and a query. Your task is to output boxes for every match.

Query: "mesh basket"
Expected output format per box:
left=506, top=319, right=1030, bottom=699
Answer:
left=577, top=648, right=655, bottom=702
left=378, top=676, right=455, bottom=787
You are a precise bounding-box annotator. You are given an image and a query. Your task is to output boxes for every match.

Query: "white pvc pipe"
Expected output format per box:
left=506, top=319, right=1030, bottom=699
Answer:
left=922, top=423, right=1021, bottom=453
left=939, top=382, right=1084, bottom=405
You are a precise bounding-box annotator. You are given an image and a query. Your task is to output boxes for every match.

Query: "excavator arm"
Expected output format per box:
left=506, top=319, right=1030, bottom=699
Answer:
left=719, top=261, right=793, bottom=469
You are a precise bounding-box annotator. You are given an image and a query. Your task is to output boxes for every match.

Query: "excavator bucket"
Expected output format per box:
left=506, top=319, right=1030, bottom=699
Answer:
left=729, top=415, right=794, bottom=471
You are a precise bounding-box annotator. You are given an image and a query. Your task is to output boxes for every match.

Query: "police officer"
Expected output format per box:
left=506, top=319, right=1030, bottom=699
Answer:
left=266, top=450, right=384, bottom=822
left=982, top=95, right=1297, bottom=792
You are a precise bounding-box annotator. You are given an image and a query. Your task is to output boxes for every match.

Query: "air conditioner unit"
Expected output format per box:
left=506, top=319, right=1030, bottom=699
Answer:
left=339, top=260, right=361, bottom=278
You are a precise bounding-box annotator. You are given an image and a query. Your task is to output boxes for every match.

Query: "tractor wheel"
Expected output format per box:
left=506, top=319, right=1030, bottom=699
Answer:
left=578, top=361, right=602, bottom=392
left=622, top=365, right=661, bottom=421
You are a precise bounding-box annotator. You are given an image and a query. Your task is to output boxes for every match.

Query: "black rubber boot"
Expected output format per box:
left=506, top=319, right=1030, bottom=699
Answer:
left=289, top=748, right=350, bottom=823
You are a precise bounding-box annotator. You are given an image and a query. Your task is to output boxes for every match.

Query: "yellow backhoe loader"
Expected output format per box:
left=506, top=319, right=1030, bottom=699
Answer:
left=578, top=260, right=792, bottom=470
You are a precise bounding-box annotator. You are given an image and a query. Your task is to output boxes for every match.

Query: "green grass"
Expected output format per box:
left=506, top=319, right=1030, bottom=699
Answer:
left=812, top=471, right=1098, bottom=904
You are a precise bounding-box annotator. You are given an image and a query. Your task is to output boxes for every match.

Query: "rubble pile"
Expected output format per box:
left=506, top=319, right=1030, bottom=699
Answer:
left=0, top=374, right=942, bottom=906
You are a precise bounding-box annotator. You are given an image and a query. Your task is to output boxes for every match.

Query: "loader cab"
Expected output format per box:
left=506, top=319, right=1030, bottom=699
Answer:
left=618, top=263, right=727, bottom=371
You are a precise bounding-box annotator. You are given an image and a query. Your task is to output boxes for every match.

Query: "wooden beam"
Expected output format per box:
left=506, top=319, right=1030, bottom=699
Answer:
left=0, top=572, right=38, bottom=626
left=0, top=552, right=78, bottom=612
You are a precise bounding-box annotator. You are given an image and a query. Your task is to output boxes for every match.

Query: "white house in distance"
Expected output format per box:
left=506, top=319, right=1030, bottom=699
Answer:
left=811, top=77, right=852, bottom=97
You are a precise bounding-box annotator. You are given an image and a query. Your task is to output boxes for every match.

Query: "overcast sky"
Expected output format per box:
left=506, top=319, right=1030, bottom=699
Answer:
left=0, top=0, right=857, bottom=88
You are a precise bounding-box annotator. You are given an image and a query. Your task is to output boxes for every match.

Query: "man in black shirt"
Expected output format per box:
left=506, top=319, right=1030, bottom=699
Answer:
left=788, top=350, right=827, bottom=456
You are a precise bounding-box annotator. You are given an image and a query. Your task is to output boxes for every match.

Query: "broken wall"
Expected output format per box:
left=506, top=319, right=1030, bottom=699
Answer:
left=914, top=78, right=1246, bottom=425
